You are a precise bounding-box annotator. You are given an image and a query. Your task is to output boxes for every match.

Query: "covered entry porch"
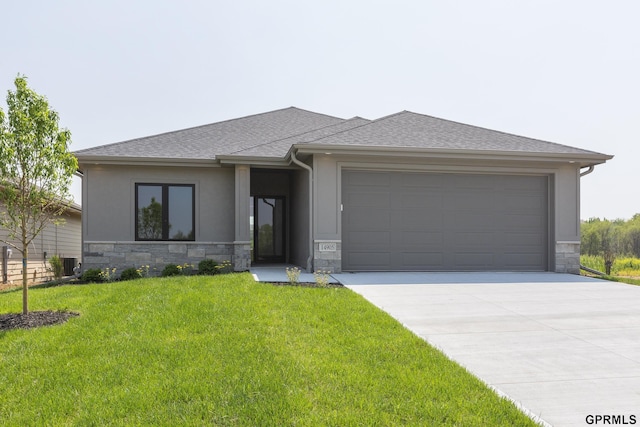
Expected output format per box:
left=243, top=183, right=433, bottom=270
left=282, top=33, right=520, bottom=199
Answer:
left=241, top=167, right=311, bottom=270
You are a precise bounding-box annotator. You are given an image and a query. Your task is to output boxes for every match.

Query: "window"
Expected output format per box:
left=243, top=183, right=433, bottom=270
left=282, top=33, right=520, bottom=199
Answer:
left=135, top=184, right=195, bottom=241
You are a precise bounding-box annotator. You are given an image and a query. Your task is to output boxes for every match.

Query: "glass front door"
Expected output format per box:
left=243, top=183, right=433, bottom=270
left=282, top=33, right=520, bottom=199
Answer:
left=253, top=197, right=285, bottom=263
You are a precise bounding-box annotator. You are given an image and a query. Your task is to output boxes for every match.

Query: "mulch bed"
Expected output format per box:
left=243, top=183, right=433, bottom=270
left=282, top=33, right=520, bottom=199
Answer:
left=0, top=311, right=79, bottom=332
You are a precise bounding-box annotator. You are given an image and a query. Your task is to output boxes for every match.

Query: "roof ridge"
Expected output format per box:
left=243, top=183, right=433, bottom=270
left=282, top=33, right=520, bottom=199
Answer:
left=224, top=116, right=360, bottom=156
left=293, top=110, right=408, bottom=145
left=74, top=107, right=339, bottom=155
left=402, top=111, right=605, bottom=155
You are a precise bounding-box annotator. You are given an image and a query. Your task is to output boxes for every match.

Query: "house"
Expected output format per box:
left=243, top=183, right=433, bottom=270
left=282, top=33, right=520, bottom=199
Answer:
left=1, top=201, right=81, bottom=284
left=74, top=107, right=612, bottom=275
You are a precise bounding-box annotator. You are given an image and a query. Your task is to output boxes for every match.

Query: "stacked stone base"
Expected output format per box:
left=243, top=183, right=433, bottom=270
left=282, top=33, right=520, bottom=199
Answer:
left=83, top=240, right=582, bottom=277
left=555, top=241, right=581, bottom=274
left=313, top=240, right=342, bottom=273
left=83, top=241, right=250, bottom=277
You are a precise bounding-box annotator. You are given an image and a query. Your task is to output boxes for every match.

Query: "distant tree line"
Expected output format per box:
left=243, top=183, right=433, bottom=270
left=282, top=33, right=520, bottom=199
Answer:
left=581, top=214, right=640, bottom=273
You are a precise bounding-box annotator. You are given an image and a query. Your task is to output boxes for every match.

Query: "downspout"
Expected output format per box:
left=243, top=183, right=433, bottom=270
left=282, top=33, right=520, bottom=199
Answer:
left=577, top=164, right=596, bottom=274
left=290, top=150, right=313, bottom=272
left=580, top=165, right=595, bottom=177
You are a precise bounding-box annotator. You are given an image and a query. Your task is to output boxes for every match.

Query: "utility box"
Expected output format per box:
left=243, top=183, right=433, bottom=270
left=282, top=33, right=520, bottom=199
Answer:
left=63, top=258, right=77, bottom=277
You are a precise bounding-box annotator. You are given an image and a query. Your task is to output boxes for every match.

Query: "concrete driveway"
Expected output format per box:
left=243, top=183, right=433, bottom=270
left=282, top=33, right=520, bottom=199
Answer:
left=334, top=272, right=640, bottom=427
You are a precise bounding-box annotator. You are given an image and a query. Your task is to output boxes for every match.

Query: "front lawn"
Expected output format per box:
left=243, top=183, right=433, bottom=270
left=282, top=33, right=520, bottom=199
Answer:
left=0, top=273, right=537, bottom=426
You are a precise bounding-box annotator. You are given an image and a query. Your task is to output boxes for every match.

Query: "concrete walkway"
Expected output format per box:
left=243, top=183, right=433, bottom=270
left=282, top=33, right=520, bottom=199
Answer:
left=335, top=272, right=640, bottom=427
left=250, top=265, right=340, bottom=285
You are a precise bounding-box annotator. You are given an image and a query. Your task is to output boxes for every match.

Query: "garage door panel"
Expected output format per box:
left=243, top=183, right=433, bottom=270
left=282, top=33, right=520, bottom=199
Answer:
left=454, top=253, right=494, bottom=267
left=347, top=171, right=391, bottom=187
left=342, top=170, right=548, bottom=271
left=399, top=252, right=444, bottom=267
left=503, top=232, right=545, bottom=246
left=452, top=232, right=495, bottom=247
left=345, top=252, right=390, bottom=270
left=449, top=174, right=496, bottom=189
left=400, top=192, right=442, bottom=208
left=502, top=193, right=546, bottom=211
left=402, top=173, right=444, bottom=188
left=346, top=209, right=390, bottom=229
left=443, top=191, right=494, bottom=210
left=348, top=192, right=390, bottom=208
left=501, top=213, right=545, bottom=229
left=445, top=212, right=497, bottom=229
left=503, top=252, right=546, bottom=268
left=399, top=209, right=443, bottom=228
left=397, top=231, right=443, bottom=247
left=347, top=231, right=389, bottom=246
left=504, top=175, right=546, bottom=190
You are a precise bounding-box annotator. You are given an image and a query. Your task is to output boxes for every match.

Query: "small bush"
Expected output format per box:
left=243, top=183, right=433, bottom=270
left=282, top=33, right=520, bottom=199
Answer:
left=101, top=267, right=118, bottom=282
left=286, top=267, right=301, bottom=284
left=120, top=267, right=142, bottom=281
left=82, top=268, right=104, bottom=283
left=198, top=259, right=218, bottom=275
left=162, top=264, right=181, bottom=277
left=314, top=270, right=331, bottom=287
left=49, top=255, right=64, bottom=280
left=216, top=260, right=233, bottom=274
left=177, top=263, right=195, bottom=275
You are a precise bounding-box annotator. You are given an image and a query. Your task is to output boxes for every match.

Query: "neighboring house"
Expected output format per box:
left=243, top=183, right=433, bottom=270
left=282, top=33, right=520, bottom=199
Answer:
left=75, top=107, right=612, bottom=275
left=1, top=202, right=81, bottom=284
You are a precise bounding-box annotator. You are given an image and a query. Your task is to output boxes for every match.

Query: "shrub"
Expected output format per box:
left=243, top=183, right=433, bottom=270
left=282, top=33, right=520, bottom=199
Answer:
left=177, top=263, right=195, bottom=275
left=198, top=259, right=218, bottom=275
left=49, top=255, right=64, bottom=280
left=162, top=264, right=181, bottom=277
left=120, top=267, right=142, bottom=281
left=216, top=260, right=233, bottom=274
left=137, top=265, right=150, bottom=278
left=82, top=268, right=104, bottom=283
left=101, top=267, right=117, bottom=282
left=314, top=270, right=331, bottom=287
left=286, top=267, right=301, bottom=284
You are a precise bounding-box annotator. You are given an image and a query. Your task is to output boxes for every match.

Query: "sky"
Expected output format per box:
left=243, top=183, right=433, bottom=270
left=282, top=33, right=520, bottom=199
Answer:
left=1, top=0, right=638, bottom=220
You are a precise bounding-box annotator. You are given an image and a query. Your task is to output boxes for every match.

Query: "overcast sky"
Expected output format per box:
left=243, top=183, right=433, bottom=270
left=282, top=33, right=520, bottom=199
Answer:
left=2, top=0, right=638, bottom=220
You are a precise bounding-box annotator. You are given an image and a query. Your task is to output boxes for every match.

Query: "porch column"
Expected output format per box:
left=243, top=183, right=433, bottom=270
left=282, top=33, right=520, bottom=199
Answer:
left=234, top=165, right=251, bottom=270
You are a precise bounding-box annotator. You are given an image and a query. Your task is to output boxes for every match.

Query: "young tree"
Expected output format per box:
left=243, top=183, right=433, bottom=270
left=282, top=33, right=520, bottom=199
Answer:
left=0, top=75, right=77, bottom=314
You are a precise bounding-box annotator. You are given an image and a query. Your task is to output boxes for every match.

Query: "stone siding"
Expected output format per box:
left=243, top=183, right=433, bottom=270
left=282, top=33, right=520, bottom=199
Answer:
left=555, top=241, right=581, bottom=274
left=313, top=240, right=341, bottom=273
left=82, top=241, right=247, bottom=277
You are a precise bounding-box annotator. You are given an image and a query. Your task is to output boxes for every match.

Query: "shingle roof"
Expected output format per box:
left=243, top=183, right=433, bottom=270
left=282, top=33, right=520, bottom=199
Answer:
left=74, top=107, right=344, bottom=160
left=301, top=111, right=604, bottom=155
left=225, top=117, right=371, bottom=158
left=75, top=107, right=609, bottom=163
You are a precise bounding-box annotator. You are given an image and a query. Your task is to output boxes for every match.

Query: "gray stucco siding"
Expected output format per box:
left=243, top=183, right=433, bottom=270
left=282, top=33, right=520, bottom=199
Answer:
left=81, top=164, right=240, bottom=273
left=83, top=165, right=234, bottom=242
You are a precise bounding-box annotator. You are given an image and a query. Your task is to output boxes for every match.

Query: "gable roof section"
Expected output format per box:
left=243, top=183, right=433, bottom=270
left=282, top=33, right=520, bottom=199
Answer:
left=74, top=107, right=344, bottom=161
left=297, top=111, right=605, bottom=156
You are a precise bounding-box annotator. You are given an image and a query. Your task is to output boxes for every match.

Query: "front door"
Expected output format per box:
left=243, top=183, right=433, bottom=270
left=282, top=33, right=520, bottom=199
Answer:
left=253, top=196, right=286, bottom=263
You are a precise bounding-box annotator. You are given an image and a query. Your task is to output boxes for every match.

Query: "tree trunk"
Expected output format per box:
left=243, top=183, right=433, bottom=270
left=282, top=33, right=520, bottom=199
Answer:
left=22, top=247, right=28, bottom=314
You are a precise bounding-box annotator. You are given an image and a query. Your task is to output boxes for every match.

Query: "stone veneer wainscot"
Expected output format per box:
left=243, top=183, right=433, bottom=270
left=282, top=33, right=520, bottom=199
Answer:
left=82, top=241, right=249, bottom=275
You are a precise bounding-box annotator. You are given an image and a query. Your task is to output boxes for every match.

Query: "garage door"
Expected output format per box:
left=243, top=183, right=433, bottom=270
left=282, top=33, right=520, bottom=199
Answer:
left=342, top=170, right=548, bottom=271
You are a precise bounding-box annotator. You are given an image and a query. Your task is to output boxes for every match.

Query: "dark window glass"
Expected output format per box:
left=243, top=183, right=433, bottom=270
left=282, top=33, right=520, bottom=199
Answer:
left=136, top=184, right=194, bottom=241
left=168, top=186, right=194, bottom=240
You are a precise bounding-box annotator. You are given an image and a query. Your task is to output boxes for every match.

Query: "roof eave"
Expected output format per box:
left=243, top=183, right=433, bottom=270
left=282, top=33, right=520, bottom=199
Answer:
left=216, top=154, right=291, bottom=167
left=76, top=155, right=218, bottom=168
left=294, top=144, right=613, bottom=166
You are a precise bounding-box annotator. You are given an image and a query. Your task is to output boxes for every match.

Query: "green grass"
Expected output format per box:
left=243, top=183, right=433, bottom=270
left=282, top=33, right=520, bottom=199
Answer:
left=581, top=255, right=640, bottom=277
left=0, top=274, right=538, bottom=426
left=581, top=255, right=640, bottom=286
